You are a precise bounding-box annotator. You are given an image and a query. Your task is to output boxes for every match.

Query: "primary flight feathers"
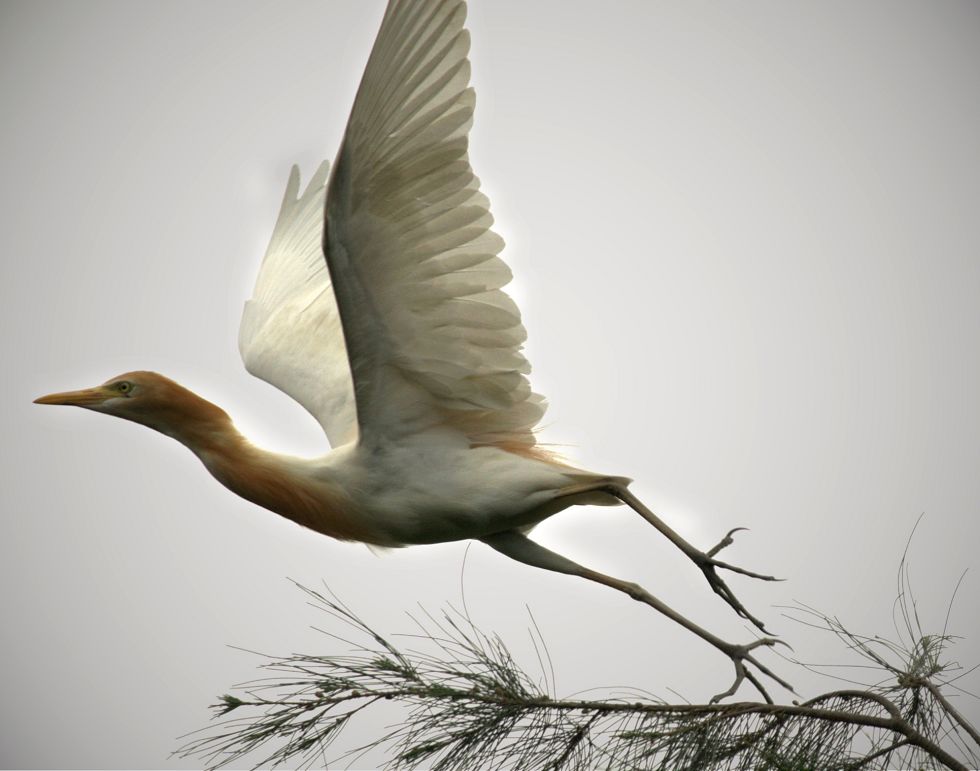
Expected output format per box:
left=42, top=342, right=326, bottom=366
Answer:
left=239, top=161, right=359, bottom=448
left=241, top=0, right=545, bottom=451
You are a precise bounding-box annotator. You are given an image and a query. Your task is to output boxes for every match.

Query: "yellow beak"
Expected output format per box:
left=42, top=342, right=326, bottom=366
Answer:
left=34, top=387, right=108, bottom=407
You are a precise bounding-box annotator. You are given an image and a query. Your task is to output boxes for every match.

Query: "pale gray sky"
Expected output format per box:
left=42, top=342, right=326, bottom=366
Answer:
left=2, top=1, right=979, bottom=767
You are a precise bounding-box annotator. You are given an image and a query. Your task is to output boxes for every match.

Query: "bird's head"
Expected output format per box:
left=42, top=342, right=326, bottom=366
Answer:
left=34, top=371, right=230, bottom=442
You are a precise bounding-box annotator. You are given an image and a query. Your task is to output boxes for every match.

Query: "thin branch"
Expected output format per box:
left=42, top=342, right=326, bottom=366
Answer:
left=921, top=679, right=980, bottom=748
left=181, top=523, right=977, bottom=771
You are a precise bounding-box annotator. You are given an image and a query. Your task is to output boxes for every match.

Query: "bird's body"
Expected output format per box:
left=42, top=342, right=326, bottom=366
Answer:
left=208, top=437, right=613, bottom=548
left=36, top=0, right=789, bottom=702
left=198, top=399, right=620, bottom=549
left=53, top=370, right=621, bottom=549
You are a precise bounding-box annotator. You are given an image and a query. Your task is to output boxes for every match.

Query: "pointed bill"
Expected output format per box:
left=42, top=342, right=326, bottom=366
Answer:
left=34, top=387, right=106, bottom=407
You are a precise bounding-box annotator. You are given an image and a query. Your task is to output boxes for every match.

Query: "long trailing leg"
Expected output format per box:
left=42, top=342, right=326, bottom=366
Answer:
left=603, top=483, right=780, bottom=633
left=481, top=530, right=793, bottom=704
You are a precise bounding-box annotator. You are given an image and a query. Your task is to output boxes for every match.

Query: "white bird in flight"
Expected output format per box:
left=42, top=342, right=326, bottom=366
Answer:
left=35, top=0, right=789, bottom=702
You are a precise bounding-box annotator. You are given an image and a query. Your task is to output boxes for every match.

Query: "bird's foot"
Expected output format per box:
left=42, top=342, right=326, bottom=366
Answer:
left=694, top=528, right=781, bottom=633
left=711, top=637, right=794, bottom=704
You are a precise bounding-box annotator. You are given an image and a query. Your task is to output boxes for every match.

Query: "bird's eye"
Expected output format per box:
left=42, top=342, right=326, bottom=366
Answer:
left=116, top=381, right=133, bottom=394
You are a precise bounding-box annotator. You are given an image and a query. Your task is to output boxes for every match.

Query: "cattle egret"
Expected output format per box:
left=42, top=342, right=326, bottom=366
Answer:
left=35, top=0, right=788, bottom=702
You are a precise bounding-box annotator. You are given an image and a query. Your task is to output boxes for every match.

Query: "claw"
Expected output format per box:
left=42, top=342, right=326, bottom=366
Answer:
left=710, top=557, right=781, bottom=582
left=695, top=558, right=773, bottom=633
left=706, top=527, right=749, bottom=557
left=710, top=637, right=796, bottom=704
left=694, top=530, right=784, bottom=633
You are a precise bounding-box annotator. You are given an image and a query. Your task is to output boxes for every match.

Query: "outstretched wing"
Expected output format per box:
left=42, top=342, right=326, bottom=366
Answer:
left=239, top=162, right=358, bottom=448
left=324, top=0, right=546, bottom=449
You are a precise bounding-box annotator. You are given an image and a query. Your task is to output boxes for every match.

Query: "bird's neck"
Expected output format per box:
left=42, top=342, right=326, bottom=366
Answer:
left=166, top=389, right=376, bottom=544
left=166, top=400, right=318, bottom=524
left=140, top=384, right=238, bottom=451
left=192, top=430, right=322, bottom=528
left=146, top=386, right=308, bottom=515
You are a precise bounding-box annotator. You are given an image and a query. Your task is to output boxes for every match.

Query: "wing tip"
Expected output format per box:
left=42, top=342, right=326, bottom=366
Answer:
left=308, top=159, right=331, bottom=193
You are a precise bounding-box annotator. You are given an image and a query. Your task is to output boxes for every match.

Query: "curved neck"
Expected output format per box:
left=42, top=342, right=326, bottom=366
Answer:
left=165, top=392, right=378, bottom=544
left=140, top=387, right=315, bottom=520
left=165, top=403, right=308, bottom=517
left=138, top=385, right=238, bottom=452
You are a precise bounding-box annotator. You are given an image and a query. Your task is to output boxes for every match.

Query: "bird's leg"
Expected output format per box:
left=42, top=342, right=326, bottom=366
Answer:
left=604, top=484, right=779, bottom=633
left=480, top=530, right=793, bottom=704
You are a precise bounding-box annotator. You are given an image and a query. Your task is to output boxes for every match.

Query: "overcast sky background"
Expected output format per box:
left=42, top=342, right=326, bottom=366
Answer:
left=2, top=1, right=979, bottom=767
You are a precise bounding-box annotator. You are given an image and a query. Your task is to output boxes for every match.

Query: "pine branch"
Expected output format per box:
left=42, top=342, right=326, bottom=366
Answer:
left=177, top=587, right=978, bottom=770
left=178, top=531, right=978, bottom=770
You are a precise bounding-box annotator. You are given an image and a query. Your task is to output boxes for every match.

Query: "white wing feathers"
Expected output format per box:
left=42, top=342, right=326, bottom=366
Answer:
left=239, top=162, right=358, bottom=448
left=323, top=0, right=546, bottom=448
left=239, top=0, right=546, bottom=453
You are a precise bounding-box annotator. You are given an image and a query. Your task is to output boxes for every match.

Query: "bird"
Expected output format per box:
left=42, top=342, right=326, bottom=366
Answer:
left=35, top=0, right=789, bottom=703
